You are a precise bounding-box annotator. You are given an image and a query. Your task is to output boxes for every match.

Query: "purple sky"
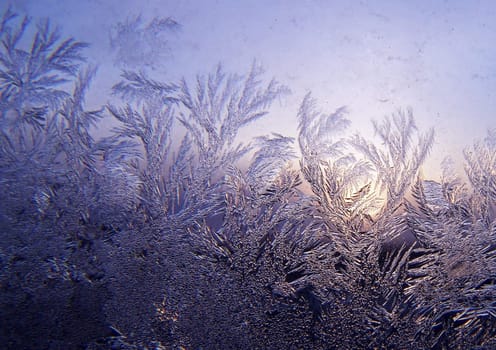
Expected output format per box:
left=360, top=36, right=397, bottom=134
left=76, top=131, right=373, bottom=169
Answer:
left=10, top=0, right=496, bottom=179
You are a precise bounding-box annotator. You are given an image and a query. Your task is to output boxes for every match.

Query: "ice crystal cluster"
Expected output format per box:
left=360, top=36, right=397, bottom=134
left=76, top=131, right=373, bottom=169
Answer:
left=1, top=8, right=495, bottom=349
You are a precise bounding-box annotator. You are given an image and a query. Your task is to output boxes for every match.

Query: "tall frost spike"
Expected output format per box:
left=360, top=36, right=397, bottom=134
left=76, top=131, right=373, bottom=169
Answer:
left=352, top=109, right=435, bottom=218
left=179, top=62, right=290, bottom=164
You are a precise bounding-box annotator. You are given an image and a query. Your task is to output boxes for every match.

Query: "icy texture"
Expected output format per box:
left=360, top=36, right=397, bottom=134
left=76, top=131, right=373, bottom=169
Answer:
left=1, top=8, right=495, bottom=350
left=110, top=15, right=181, bottom=69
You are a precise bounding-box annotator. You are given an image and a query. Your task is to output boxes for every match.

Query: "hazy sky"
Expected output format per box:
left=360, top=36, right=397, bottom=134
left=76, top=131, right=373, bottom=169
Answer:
left=9, top=0, right=496, bottom=179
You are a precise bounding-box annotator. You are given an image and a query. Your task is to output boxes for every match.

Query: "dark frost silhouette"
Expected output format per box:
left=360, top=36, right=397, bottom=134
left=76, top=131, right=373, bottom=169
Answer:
left=1, top=7, right=495, bottom=350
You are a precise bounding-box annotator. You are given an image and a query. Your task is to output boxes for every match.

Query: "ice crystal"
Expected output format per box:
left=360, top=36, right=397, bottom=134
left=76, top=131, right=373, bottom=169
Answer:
left=1, top=7, right=495, bottom=350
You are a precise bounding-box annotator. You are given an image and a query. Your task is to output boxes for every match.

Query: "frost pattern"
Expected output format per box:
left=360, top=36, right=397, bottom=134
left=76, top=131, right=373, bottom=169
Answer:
left=1, top=7, right=495, bottom=350
left=110, top=14, right=181, bottom=69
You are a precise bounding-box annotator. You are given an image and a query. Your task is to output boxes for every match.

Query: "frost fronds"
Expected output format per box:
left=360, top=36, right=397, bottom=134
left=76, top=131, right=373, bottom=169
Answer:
left=0, top=11, right=96, bottom=225
left=405, top=170, right=496, bottom=348
left=3, top=8, right=496, bottom=348
left=352, top=108, right=435, bottom=217
left=298, top=92, right=350, bottom=161
left=439, top=156, right=468, bottom=206
left=0, top=12, right=87, bottom=130
left=179, top=62, right=289, bottom=169
left=464, top=129, right=496, bottom=223
left=246, top=133, right=296, bottom=189
left=107, top=100, right=180, bottom=221
left=55, top=67, right=102, bottom=176
left=218, top=165, right=304, bottom=274
left=108, top=102, right=173, bottom=177
left=112, top=70, right=179, bottom=103
left=108, top=63, right=289, bottom=227
left=297, top=94, right=378, bottom=235
left=175, top=62, right=289, bottom=221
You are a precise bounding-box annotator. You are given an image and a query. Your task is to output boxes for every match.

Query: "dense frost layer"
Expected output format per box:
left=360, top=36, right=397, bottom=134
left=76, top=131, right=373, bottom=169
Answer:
left=1, top=8, right=495, bottom=349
